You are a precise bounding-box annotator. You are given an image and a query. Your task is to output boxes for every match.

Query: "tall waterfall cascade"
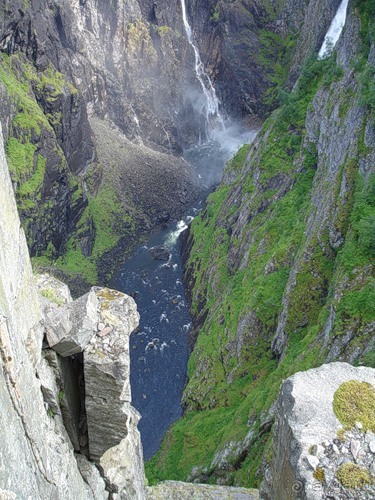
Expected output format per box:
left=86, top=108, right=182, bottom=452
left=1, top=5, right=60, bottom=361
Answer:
left=318, top=0, right=349, bottom=58
left=180, top=0, right=224, bottom=134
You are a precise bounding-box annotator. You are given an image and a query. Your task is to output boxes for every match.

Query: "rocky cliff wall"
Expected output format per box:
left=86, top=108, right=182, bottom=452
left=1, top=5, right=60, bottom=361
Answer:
left=0, top=0, right=343, bottom=290
left=0, top=122, right=96, bottom=498
left=147, top=0, right=375, bottom=487
left=0, top=121, right=147, bottom=499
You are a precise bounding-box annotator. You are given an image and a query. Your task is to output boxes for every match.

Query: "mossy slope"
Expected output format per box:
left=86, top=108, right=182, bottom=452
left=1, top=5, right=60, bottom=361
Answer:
left=147, top=2, right=375, bottom=487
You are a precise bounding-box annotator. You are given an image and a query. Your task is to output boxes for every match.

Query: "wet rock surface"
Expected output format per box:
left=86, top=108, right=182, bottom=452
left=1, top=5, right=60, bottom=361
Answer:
left=150, top=246, right=171, bottom=261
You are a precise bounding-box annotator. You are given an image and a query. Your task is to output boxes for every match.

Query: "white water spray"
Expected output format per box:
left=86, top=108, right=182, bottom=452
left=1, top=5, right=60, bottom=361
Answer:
left=180, top=0, right=224, bottom=131
left=318, top=0, right=349, bottom=59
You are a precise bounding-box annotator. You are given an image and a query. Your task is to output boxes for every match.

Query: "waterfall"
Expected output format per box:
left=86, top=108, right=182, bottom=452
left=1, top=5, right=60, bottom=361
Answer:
left=180, top=0, right=224, bottom=133
left=318, top=0, right=349, bottom=59
left=130, top=103, right=144, bottom=145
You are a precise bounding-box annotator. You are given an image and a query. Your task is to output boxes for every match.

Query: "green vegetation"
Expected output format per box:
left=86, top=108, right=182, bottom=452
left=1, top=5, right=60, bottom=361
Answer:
left=210, top=2, right=221, bottom=23
left=147, top=34, right=374, bottom=486
left=354, top=0, right=375, bottom=124
left=225, top=144, right=250, bottom=173
left=258, top=29, right=297, bottom=109
left=333, top=380, right=375, bottom=432
left=155, top=25, right=172, bottom=37
left=0, top=52, right=79, bottom=217
left=51, top=186, right=134, bottom=284
left=336, top=463, right=373, bottom=489
left=40, top=288, right=65, bottom=307
left=0, top=53, right=122, bottom=285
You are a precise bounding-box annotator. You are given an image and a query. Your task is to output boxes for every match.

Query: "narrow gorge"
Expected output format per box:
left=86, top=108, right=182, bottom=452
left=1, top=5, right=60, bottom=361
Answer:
left=0, top=0, right=374, bottom=499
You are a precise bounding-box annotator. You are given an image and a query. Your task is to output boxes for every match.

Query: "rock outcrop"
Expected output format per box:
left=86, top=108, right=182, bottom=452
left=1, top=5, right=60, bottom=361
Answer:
left=84, top=288, right=140, bottom=461
left=0, top=122, right=94, bottom=497
left=45, top=290, right=98, bottom=357
left=0, top=122, right=145, bottom=498
left=260, top=363, right=375, bottom=499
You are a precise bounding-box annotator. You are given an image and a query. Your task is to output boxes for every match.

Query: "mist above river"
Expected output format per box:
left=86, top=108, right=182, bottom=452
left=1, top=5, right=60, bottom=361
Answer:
left=186, top=120, right=257, bottom=188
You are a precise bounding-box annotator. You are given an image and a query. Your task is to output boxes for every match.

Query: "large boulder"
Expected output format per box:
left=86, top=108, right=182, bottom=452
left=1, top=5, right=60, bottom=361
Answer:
left=44, top=290, right=98, bottom=357
left=260, top=362, right=375, bottom=499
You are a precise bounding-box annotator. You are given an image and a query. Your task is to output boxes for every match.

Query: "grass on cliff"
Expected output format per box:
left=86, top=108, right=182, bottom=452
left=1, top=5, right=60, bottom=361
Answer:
left=146, top=46, right=374, bottom=486
left=51, top=185, right=134, bottom=284
left=1, top=53, right=124, bottom=285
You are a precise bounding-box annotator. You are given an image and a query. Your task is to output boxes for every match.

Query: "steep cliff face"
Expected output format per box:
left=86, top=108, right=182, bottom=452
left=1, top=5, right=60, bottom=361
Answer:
left=0, top=0, right=343, bottom=290
left=187, top=0, right=342, bottom=116
left=147, top=0, right=374, bottom=487
left=0, top=0, right=200, bottom=290
left=0, top=121, right=97, bottom=498
left=0, top=121, right=149, bottom=498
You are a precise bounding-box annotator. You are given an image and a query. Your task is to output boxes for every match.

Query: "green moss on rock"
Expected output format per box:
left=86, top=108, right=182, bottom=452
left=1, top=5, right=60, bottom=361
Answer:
left=333, top=380, right=375, bottom=432
left=336, top=462, right=373, bottom=489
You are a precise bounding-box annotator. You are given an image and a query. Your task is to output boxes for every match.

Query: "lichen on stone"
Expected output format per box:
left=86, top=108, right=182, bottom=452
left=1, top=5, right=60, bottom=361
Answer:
left=333, top=380, right=375, bottom=432
left=313, top=467, right=325, bottom=483
left=336, top=462, right=373, bottom=489
left=40, top=288, right=64, bottom=307
left=97, top=288, right=124, bottom=301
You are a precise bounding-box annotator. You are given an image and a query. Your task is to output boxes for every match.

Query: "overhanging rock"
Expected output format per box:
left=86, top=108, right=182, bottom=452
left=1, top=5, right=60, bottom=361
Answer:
left=44, top=290, right=98, bottom=357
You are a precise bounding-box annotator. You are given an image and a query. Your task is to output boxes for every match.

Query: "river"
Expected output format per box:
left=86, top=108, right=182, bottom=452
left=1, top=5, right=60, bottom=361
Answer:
left=111, top=125, right=257, bottom=461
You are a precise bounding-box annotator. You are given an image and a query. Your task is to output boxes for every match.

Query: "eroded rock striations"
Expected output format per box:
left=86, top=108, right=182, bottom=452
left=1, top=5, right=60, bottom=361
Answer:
left=0, top=123, right=95, bottom=497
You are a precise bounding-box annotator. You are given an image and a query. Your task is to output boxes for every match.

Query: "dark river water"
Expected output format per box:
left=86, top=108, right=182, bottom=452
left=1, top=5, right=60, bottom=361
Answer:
left=111, top=125, right=257, bottom=461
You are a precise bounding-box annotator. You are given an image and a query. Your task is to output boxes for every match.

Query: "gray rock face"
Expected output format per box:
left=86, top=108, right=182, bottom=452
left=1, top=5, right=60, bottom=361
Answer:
left=36, top=273, right=73, bottom=310
left=260, top=363, right=375, bottom=500
left=83, top=287, right=146, bottom=498
left=84, top=288, right=139, bottom=456
left=0, top=123, right=94, bottom=498
left=45, top=290, right=98, bottom=357
left=76, top=454, right=109, bottom=500
left=0, top=123, right=147, bottom=498
left=147, top=481, right=259, bottom=499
